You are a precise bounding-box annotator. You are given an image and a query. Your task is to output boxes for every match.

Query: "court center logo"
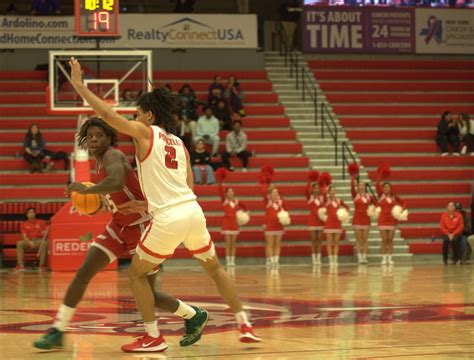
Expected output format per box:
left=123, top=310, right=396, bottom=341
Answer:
left=419, top=16, right=444, bottom=45
left=1, top=296, right=474, bottom=335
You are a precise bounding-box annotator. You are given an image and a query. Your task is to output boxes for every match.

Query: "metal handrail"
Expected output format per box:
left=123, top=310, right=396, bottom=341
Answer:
left=275, top=21, right=299, bottom=83
left=301, top=66, right=318, bottom=125
left=320, top=102, right=338, bottom=165
left=342, top=141, right=378, bottom=200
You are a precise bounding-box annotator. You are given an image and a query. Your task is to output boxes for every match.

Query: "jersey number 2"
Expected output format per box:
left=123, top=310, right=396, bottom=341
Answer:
left=165, top=145, right=178, bottom=169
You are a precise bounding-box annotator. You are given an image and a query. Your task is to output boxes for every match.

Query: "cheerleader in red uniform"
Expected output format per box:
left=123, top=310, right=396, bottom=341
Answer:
left=351, top=176, right=378, bottom=264
left=376, top=166, right=407, bottom=265
left=324, top=186, right=350, bottom=266
left=305, top=171, right=326, bottom=266
left=219, top=183, right=248, bottom=267
left=261, top=182, right=288, bottom=267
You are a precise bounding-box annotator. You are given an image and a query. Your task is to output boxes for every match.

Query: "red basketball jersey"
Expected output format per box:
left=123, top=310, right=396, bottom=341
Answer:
left=96, top=162, right=150, bottom=228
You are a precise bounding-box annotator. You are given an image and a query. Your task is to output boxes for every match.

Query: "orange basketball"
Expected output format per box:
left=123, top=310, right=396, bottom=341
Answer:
left=71, top=182, right=102, bottom=215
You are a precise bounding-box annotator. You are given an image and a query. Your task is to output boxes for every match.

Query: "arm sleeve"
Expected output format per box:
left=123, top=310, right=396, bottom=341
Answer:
left=454, top=215, right=464, bottom=236
left=370, top=195, right=379, bottom=206
left=395, top=195, right=407, bottom=209
left=350, top=176, right=356, bottom=198
left=236, top=133, right=247, bottom=153
left=23, top=136, right=29, bottom=149
left=212, top=118, right=220, bottom=136
left=196, top=118, right=203, bottom=137
left=226, top=133, right=233, bottom=153
left=437, top=120, right=448, bottom=136
left=20, top=222, right=27, bottom=236
left=440, top=216, right=449, bottom=235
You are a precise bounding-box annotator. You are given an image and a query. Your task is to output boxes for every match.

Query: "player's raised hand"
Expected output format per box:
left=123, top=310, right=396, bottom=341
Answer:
left=117, top=200, right=147, bottom=215
left=69, top=57, right=83, bottom=86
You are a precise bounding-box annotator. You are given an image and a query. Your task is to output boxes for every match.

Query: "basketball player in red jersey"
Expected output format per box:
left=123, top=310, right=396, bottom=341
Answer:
left=33, top=118, right=208, bottom=352
left=68, top=58, right=261, bottom=353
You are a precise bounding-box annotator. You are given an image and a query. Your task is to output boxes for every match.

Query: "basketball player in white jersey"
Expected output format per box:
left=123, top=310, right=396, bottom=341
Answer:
left=69, top=58, right=260, bottom=353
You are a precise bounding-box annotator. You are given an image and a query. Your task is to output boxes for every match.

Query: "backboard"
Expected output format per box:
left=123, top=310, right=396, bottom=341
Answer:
left=48, top=50, right=153, bottom=115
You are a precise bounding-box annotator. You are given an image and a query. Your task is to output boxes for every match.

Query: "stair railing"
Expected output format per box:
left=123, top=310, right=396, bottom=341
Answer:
left=320, top=102, right=338, bottom=165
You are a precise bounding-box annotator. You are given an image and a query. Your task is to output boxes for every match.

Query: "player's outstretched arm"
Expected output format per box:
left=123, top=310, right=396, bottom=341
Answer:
left=68, top=57, right=149, bottom=142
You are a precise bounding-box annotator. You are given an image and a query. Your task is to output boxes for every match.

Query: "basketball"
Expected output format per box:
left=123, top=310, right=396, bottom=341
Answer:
left=71, top=182, right=102, bottom=215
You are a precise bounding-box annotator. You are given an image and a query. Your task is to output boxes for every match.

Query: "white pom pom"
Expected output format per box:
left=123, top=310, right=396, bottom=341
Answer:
left=236, top=210, right=250, bottom=226
left=318, top=208, right=327, bottom=222
left=336, top=208, right=350, bottom=224
left=277, top=210, right=291, bottom=226
left=367, top=205, right=380, bottom=220
left=392, top=205, right=408, bottom=221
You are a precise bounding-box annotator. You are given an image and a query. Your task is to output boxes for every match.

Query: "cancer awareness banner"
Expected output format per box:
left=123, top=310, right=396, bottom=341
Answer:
left=0, top=14, right=257, bottom=49
left=416, top=9, right=474, bottom=54
left=302, top=6, right=416, bottom=53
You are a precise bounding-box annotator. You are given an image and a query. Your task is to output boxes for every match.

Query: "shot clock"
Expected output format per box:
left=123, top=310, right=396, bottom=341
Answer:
left=75, top=0, right=119, bottom=37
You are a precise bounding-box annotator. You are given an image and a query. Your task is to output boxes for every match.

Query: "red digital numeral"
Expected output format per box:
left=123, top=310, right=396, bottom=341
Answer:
left=165, top=145, right=178, bottom=169
left=92, top=11, right=110, bottom=30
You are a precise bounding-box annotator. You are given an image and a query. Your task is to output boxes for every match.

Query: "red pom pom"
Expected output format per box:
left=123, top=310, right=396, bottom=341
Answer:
left=348, top=163, right=359, bottom=177
left=318, top=172, right=332, bottom=187
left=258, top=173, right=272, bottom=185
left=308, top=170, right=320, bottom=182
left=215, top=168, right=228, bottom=183
left=377, top=163, right=391, bottom=180
left=261, top=165, right=274, bottom=177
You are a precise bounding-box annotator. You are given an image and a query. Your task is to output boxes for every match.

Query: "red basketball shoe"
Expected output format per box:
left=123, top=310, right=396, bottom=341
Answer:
left=239, top=324, right=262, bottom=343
left=121, top=334, right=168, bottom=353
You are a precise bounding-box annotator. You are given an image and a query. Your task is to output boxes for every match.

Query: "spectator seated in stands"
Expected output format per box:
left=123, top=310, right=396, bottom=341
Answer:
left=436, top=111, right=460, bottom=156
left=190, top=139, right=216, bottom=185
left=208, top=75, right=225, bottom=97
left=458, top=113, right=474, bottom=155
left=214, top=100, right=232, bottom=131
left=195, top=106, right=220, bottom=157
left=15, top=207, right=48, bottom=272
left=224, top=75, right=246, bottom=118
left=208, top=87, right=224, bottom=112
left=221, top=120, right=252, bottom=172
left=455, top=203, right=472, bottom=263
left=440, top=201, right=464, bottom=265
left=31, top=0, right=60, bottom=15
left=23, top=124, right=69, bottom=173
left=179, top=84, right=199, bottom=122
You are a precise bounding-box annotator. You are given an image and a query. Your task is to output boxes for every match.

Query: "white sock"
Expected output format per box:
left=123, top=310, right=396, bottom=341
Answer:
left=275, top=256, right=280, bottom=264
left=235, top=310, right=251, bottom=327
left=53, top=304, right=76, bottom=332
left=388, top=255, right=393, bottom=262
left=334, top=255, right=338, bottom=263
left=317, top=253, right=321, bottom=261
left=312, top=253, right=316, bottom=263
left=357, top=253, right=362, bottom=262
left=328, top=255, right=333, bottom=264
left=144, top=320, right=160, bottom=338
left=231, top=256, right=236, bottom=265
left=174, top=300, right=196, bottom=320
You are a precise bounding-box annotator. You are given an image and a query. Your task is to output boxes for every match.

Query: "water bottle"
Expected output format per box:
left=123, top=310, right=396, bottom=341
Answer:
left=431, top=235, right=436, bottom=243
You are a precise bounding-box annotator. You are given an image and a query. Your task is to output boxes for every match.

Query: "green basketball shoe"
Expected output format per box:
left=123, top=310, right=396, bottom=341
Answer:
left=179, top=306, right=209, bottom=347
left=33, top=328, right=64, bottom=350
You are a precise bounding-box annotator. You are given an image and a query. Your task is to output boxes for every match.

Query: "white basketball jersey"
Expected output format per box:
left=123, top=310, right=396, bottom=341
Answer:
left=136, top=126, right=196, bottom=212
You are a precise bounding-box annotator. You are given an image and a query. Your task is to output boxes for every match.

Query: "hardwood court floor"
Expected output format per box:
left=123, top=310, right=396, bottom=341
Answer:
left=1, top=263, right=473, bottom=359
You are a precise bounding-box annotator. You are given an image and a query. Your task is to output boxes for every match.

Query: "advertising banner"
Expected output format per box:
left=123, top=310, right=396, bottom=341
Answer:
left=416, top=9, right=474, bottom=54
left=0, top=14, right=257, bottom=49
left=302, top=6, right=415, bottom=53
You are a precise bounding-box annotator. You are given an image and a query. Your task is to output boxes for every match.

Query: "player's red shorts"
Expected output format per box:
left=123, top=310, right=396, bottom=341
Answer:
left=92, top=220, right=149, bottom=263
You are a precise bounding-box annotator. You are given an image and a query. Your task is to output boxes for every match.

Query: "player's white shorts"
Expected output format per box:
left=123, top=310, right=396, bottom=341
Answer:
left=136, top=200, right=215, bottom=264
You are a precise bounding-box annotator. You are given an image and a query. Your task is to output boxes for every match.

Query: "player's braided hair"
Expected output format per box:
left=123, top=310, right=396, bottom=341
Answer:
left=77, top=116, right=118, bottom=149
left=137, top=87, right=181, bottom=133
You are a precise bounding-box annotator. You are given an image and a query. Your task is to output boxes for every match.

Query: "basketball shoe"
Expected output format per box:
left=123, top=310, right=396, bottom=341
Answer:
left=180, top=306, right=209, bottom=346
left=33, top=328, right=64, bottom=350
left=121, top=334, right=168, bottom=353
left=239, top=324, right=262, bottom=343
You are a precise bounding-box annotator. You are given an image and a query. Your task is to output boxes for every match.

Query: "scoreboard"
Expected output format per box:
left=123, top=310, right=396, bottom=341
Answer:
left=75, top=0, right=119, bottom=37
